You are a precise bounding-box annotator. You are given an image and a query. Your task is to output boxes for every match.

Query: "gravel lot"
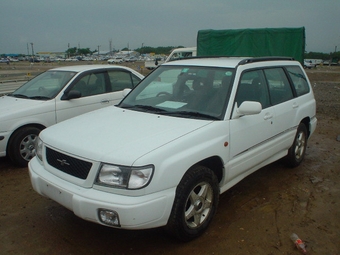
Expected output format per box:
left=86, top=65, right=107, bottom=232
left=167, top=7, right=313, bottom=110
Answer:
left=0, top=62, right=339, bottom=254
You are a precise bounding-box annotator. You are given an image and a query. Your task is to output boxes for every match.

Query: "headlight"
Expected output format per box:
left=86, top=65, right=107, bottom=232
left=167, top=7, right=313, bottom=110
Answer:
left=96, top=164, right=154, bottom=189
left=35, top=137, right=43, bottom=162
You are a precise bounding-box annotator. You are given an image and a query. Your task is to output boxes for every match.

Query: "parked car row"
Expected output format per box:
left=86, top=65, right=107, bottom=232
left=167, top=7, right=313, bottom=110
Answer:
left=1, top=55, right=158, bottom=64
left=107, top=56, right=138, bottom=64
left=0, top=58, right=19, bottom=63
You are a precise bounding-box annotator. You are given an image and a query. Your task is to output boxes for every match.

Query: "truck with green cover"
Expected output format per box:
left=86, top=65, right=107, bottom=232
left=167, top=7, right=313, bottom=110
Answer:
left=197, top=27, right=305, bottom=63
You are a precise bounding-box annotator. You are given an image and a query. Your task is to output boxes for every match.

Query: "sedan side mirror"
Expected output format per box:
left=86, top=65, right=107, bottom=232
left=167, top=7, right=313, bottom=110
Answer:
left=61, top=90, right=82, bottom=100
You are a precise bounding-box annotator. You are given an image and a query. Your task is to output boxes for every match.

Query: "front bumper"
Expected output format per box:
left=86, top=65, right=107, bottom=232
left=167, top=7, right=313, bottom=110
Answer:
left=0, top=131, right=10, bottom=157
left=28, top=157, right=175, bottom=229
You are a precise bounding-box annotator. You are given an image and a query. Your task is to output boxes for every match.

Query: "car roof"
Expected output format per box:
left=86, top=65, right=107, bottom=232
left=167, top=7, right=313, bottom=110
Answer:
left=162, top=56, right=298, bottom=68
left=48, top=65, right=134, bottom=73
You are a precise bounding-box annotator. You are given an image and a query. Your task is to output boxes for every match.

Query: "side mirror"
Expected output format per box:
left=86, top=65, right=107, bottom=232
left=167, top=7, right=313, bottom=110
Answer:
left=61, top=90, right=81, bottom=100
left=233, top=101, right=262, bottom=118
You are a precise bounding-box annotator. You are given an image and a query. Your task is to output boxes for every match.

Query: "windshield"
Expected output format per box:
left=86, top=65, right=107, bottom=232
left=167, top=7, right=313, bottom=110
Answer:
left=120, top=65, right=234, bottom=120
left=9, top=70, right=76, bottom=100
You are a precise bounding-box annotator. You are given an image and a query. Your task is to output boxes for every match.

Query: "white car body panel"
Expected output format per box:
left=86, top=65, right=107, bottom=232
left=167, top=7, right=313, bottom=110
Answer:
left=29, top=157, right=176, bottom=229
left=40, top=106, right=213, bottom=166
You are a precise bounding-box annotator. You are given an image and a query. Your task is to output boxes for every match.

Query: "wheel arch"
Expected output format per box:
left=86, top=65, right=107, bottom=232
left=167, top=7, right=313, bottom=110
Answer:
left=192, top=156, right=224, bottom=184
left=6, top=123, right=46, bottom=153
left=300, top=117, right=311, bottom=138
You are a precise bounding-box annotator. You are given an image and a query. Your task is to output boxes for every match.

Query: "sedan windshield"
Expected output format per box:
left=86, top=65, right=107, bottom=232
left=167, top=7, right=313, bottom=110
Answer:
left=9, top=70, right=76, bottom=100
left=120, top=65, right=234, bottom=120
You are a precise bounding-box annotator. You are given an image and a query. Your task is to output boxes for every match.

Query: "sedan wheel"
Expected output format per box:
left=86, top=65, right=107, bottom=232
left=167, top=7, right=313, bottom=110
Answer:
left=8, top=126, right=41, bottom=167
left=19, top=133, right=38, bottom=161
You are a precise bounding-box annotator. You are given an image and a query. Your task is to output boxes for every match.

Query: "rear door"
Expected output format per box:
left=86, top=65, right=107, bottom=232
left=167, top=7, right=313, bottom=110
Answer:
left=264, top=67, right=296, bottom=148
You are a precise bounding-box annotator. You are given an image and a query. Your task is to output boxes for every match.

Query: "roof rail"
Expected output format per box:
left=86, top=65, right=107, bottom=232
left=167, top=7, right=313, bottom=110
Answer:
left=166, top=55, right=295, bottom=64
left=166, top=55, right=216, bottom=62
left=238, top=56, right=295, bottom=65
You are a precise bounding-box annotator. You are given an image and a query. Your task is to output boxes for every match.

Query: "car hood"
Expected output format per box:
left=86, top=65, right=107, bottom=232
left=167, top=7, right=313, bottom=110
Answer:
left=0, top=95, right=49, bottom=120
left=41, top=106, right=213, bottom=165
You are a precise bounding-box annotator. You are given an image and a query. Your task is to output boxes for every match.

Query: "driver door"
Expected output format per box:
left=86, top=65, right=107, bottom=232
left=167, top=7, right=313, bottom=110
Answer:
left=55, top=71, right=111, bottom=123
left=227, top=70, right=275, bottom=182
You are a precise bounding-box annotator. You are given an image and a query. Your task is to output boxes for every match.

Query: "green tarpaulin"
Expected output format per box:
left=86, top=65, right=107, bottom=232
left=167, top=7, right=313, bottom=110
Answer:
left=197, top=27, right=305, bottom=63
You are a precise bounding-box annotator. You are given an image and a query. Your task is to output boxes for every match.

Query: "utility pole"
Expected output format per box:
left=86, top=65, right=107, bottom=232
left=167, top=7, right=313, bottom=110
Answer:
left=97, top=45, right=100, bottom=57
left=109, top=39, right=112, bottom=56
left=30, top=43, right=34, bottom=58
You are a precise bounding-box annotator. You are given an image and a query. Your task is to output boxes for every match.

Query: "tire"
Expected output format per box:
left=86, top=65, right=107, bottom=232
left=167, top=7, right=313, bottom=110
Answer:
left=165, top=165, right=219, bottom=241
left=8, top=126, right=41, bottom=167
left=285, top=123, right=308, bottom=167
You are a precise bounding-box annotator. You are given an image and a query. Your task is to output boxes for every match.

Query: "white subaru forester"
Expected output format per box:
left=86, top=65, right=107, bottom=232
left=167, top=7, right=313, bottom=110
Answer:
left=29, top=57, right=317, bottom=241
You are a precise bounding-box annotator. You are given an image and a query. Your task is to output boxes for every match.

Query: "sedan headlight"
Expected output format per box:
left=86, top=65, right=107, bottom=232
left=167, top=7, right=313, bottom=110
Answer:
left=96, top=164, right=154, bottom=189
left=35, top=137, right=43, bottom=162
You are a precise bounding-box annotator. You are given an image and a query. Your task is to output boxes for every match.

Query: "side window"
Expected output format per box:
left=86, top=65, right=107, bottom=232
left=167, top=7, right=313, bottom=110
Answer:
left=264, top=68, right=294, bottom=105
left=286, top=66, right=310, bottom=96
left=72, top=72, right=106, bottom=97
left=236, top=70, right=270, bottom=109
left=108, top=71, right=136, bottom=92
left=131, top=74, right=142, bottom=87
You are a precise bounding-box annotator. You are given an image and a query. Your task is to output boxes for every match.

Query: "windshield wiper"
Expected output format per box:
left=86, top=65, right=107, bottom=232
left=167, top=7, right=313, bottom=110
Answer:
left=9, top=94, right=51, bottom=100
left=11, top=94, right=29, bottom=99
left=167, top=111, right=220, bottom=120
left=29, top=96, right=51, bottom=100
left=122, top=105, right=167, bottom=113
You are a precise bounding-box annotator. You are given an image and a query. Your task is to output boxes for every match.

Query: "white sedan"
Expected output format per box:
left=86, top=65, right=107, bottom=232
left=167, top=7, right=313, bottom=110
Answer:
left=107, top=58, right=123, bottom=64
left=0, top=65, right=144, bottom=167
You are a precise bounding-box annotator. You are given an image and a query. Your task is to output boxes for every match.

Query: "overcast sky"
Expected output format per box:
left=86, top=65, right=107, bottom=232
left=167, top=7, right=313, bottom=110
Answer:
left=1, top=0, right=339, bottom=55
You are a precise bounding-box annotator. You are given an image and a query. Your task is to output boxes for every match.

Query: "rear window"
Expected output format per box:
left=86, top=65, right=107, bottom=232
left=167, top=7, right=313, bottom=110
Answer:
left=264, top=68, right=294, bottom=105
left=286, top=66, right=310, bottom=96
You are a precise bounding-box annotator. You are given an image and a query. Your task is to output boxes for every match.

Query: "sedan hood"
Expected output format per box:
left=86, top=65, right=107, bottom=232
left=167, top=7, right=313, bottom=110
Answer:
left=41, top=106, right=212, bottom=165
left=0, top=96, right=49, bottom=120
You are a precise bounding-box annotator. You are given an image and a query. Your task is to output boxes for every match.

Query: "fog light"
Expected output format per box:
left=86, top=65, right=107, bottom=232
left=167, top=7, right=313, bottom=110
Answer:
left=98, top=209, right=120, bottom=227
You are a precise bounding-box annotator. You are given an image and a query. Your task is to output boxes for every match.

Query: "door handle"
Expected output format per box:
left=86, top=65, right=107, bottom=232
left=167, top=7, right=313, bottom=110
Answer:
left=292, top=102, right=299, bottom=109
left=101, top=100, right=110, bottom=104
left=264, top=113, right=273, bottom=120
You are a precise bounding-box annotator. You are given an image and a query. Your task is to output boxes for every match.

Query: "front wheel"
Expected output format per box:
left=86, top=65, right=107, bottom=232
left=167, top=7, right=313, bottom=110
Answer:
left=8, top=126, right=41, bottom=167
left=285, top=123, right=308, bottom=167
left=165, top=165, right=219, bottom=241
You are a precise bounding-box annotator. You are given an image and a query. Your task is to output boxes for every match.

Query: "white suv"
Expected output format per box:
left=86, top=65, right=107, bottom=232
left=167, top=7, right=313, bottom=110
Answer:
left=29, top=57, right=317, bottom=241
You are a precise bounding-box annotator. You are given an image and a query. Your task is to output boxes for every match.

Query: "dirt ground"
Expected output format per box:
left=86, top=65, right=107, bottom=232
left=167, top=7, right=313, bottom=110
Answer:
left=0, top=62, right=339, bottom=254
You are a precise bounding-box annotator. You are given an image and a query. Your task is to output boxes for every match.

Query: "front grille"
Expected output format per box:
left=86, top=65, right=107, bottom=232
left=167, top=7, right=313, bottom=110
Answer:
left=46, top=147, right=92, bottom=180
